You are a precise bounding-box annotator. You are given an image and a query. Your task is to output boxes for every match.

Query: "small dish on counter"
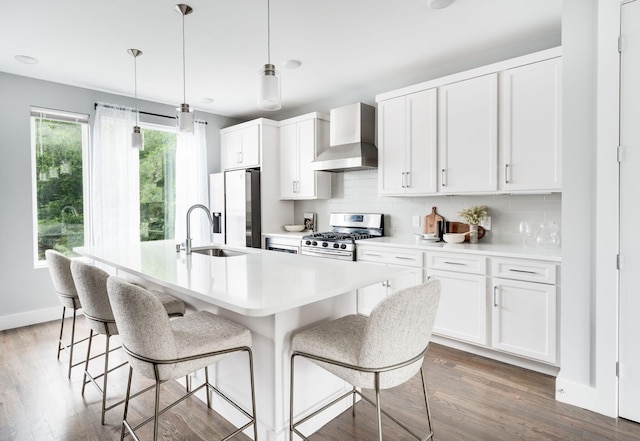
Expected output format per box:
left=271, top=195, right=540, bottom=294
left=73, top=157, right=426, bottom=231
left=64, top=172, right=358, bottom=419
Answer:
left=443, top=232, right=466, bottom=244
left=284, top=225, right=305, bottom=232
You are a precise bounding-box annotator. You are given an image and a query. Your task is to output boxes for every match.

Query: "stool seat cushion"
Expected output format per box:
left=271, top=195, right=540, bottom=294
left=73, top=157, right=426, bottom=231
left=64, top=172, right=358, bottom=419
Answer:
left=107, top=277, right=251, bottom=381
left=292, top=281, right=441, bottom=389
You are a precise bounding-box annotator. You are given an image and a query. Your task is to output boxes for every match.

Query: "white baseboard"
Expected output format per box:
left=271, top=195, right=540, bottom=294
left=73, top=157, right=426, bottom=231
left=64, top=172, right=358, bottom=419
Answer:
left=0, top=306, right=74, bottom=331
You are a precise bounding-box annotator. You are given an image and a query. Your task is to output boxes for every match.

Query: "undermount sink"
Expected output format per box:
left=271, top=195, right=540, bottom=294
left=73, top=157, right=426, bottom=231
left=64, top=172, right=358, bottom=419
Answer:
left=191, top=246, right=247, bottom=257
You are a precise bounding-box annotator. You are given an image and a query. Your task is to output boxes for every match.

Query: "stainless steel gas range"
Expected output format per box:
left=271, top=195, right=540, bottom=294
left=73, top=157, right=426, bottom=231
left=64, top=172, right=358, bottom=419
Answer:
left=300, top=212, right=384, bottom=261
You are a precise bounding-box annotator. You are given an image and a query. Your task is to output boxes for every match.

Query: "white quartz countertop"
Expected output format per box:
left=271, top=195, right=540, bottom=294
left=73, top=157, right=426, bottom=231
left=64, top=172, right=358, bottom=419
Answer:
left=75, top=240, right=407, bottom=317
left=358, top=236, right=562, bottom=262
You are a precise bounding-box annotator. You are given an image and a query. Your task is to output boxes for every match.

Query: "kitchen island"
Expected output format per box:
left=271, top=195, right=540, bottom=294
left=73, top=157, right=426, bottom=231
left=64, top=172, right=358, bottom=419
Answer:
left=75, top=240, right=409, bottom=441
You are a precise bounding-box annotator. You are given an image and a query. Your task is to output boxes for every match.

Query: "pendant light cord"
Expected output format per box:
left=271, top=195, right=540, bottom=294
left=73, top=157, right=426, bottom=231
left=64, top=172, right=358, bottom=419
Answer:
left=182, top=11, right=187, bottom=104
left=133, top=56, right=139, bottom=125
left=267, top=0, right=271, bottom=64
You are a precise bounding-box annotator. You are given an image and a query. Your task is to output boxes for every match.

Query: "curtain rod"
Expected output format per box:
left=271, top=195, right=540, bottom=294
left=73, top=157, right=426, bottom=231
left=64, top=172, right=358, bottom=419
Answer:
left=93, top=102, right=207, bottom=124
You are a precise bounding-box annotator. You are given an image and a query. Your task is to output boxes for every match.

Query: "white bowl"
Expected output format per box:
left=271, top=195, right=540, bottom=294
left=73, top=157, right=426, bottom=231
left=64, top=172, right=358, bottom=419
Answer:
left=284, top=225, right=305, bottom=232
left=422, top=233, right=436, bottom=240
left=443, top=233, right=466, bottom=244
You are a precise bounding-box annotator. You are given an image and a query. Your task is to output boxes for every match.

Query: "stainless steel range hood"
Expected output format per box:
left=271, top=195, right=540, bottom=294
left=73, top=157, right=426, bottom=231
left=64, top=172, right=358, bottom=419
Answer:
left=311, top=102, right=377, bottom=172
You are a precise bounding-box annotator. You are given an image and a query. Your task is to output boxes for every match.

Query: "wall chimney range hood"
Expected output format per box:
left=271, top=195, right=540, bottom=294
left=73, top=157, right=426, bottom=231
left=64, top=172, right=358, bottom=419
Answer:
left=311, top=102, right=377, bottom=172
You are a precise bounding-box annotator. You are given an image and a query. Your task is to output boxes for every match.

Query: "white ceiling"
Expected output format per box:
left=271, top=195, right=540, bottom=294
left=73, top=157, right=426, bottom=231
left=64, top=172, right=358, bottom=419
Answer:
left=0, top=0, right=561, bottom=120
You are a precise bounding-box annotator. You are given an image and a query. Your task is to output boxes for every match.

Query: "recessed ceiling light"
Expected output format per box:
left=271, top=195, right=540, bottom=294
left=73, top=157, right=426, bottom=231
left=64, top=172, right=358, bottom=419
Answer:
left=201, top=97, right=214, bottom=104
left=427, top=0, right=455, bottom=9
left=283, top=59, right=302, bottom=69
left=15, top=54, right=38, bottom=65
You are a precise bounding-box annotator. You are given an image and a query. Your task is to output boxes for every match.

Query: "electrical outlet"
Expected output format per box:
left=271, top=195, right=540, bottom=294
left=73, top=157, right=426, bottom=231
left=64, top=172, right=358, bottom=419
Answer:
left=412, top=215, right=420, bottom=227
left=480, top=216, right=492, bottom=231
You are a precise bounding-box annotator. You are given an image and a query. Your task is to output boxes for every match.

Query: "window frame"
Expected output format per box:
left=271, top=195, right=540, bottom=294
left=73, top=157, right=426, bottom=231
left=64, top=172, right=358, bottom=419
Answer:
left=30, top=107, right=90, bottom=268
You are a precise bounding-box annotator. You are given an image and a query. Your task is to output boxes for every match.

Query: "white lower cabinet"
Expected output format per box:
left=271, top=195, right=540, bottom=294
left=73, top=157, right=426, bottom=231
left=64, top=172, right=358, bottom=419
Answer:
left=357, top=245, right=424, bottom=316
left=490, top=258, right=558, bottom=364
left=427, top=253, right=488, bottom=346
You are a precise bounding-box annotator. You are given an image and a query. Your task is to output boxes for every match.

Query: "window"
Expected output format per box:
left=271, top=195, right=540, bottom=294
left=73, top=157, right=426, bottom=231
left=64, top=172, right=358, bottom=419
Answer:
left=31, top=108, right=89, bottom=263
left=138, top=124, right=177, bottom=241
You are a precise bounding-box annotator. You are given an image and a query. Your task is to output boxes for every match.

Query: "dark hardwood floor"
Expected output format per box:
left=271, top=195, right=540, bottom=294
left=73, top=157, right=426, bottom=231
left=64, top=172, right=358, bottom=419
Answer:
left=2, top=316, right=640, bottom=441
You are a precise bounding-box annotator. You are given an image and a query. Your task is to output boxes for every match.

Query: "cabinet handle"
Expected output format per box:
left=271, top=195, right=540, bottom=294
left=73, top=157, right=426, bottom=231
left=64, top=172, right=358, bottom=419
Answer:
left=363, top=253, right=383, bottom=258
left=401, top=172, right=405, bottom=188
left=505, top=164, right=510, bottom=184
left=395, top=256, right=415, bottom=261
left=441, top=169, right=446, bottom=187
left=508, top=269, right=538, bottom=275
left=493, top=285, right=499, bottom=307
left=406, top=171, right=410, bottom=188
left=237, top=151, right=242, bottom=163
left=443, top=261, right=466, bottom=266
left=292, top=181, right=296, bottom=193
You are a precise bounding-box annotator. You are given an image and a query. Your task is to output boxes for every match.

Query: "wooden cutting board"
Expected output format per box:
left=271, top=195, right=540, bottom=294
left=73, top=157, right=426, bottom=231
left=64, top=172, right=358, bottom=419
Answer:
left=423, top=207, right=444, bottom=234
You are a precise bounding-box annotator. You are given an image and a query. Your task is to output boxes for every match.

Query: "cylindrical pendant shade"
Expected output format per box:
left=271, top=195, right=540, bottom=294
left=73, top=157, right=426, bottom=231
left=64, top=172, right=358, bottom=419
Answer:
left=177, top=103, right=194, bottom=133
left=258, top=63, right=281, bottom=111
left=131, top=126, right=144, bottom=150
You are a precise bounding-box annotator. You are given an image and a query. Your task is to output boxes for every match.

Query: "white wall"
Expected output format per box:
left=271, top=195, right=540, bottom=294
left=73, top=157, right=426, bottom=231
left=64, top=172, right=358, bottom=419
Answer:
left=0, top=72, right=238, bottom=330
left=294, top=170, right=562, bottom=242
left=555, top=0, right=620, bottom=417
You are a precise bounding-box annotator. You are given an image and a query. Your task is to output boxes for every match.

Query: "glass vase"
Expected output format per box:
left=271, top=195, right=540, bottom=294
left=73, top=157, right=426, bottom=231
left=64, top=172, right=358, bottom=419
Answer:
left=469, top=224, right=479, bottom=244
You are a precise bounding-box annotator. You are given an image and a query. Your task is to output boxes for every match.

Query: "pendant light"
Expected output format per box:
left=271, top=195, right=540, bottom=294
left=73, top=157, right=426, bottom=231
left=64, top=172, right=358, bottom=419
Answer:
left=128, top=48, right=144, bottom=150
left=175, top=4, right=194, bottom=132
left=257, top=0, right=281, bottom=111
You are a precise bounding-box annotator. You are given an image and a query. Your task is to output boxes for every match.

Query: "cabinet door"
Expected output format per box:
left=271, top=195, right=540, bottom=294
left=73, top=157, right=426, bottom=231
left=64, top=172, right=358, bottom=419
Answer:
left=501, top=58, right=562, bottom=192
left=438, top=74, right=498, bottom=193
left=357, top=265, right=423, bottom=316
left=378, top=96, right=406, bottom=195
left=222, top=125, right=261, bottom=170
left=429, top=269, right=488, bottom=345
left=491, top=278, right=557, bottom=363
left=222, top=130, right=242, bottom=170
left=405, top=89, right=438, bottom=194
left=280, top=123, right=298, bottom=198
left=239, top=124, right=260, bottom=168
left=296, top=119, right=317, bottom=198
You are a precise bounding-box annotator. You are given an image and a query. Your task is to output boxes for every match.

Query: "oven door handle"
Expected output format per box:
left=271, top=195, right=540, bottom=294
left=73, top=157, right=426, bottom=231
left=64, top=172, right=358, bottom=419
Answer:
left=301, top=247, right=354, bottom=260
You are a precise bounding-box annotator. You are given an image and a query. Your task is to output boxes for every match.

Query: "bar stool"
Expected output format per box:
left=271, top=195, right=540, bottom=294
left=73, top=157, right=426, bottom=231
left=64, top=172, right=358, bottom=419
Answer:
left=70, top=260, right=186, bottom=425
left=45, top=249, right=89, bottom=379
left=106, top=276, right=258, bottom=441
left=290, top=280, right=441, bottom=441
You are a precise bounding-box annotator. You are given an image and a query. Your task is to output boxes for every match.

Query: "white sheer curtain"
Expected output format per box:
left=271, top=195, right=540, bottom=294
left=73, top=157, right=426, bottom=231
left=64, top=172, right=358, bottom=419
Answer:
left=90, top=103, right=140, bottom=249
left=174, top=121, right=210, bottom=247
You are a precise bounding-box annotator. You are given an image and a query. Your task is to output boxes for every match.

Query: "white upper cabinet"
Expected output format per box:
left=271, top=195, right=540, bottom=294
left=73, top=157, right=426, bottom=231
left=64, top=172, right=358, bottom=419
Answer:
left=500, top=57, right=562, bottom=192
left=375, top=47, right=562, bottom=196
left=378, top=89, right=438, bottom=195
left=438, top=73, right=499, bottom=194
left=221, top=123, right=260, bottom=170
left=279, top=113, right=331, bottom=200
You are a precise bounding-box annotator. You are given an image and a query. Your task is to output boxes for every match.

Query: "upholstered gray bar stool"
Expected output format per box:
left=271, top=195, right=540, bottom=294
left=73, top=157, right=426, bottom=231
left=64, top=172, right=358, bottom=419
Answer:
left=106, top=276, right=258, bottom=441
left=290, top=280, right=441, bottom=441
left=45, top=249, right=89, bottom=379
left=70, top=260, right=186, bottom=425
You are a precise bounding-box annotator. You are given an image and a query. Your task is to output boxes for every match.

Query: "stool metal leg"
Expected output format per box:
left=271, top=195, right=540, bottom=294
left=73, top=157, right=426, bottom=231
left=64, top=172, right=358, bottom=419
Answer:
left=120, top=366, right=134, bottom=441
left=375, top=372, right=383, bottom=441
left=67, top=307, right=78, bottom=379
left=82, top=329, right=95, bottom=395
left=57, top=306, right=66, bottom=360
left=100, top=334, right=111, bottom=425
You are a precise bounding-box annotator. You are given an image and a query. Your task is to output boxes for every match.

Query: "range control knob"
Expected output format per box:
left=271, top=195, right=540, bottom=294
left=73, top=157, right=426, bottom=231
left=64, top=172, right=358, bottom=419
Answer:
left=305, top=240, right=311, bottom=245
left=311, top=241, right=318, bottom=246
left=333, top=243, right=340, bottom=249
left=340, top=244, right=347, bottom=249
left=322, top=242, right=328, bottom=247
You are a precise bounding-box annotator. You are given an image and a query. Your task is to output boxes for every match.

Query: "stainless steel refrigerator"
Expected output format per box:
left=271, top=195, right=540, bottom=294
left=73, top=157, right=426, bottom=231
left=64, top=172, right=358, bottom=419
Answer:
left=224, top=168, right=261, bottom=248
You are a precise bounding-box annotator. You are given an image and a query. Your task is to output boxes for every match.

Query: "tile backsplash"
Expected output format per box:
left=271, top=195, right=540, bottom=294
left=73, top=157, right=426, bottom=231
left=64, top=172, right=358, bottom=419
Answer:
left=294, top=170, right=562, bottom=244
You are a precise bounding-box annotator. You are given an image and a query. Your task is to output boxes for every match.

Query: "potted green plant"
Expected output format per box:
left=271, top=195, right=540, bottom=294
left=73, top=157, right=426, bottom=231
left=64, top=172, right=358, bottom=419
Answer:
left=458, top=205, right=488, bottom=244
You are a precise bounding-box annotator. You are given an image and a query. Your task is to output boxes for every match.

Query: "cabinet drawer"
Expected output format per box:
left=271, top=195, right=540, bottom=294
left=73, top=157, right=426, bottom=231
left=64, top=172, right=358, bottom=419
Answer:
left=427, top=252, right=486, bottom=275
left=492, top=258, right=556, bottom=284
left=357, top=246, right=424, bottom=268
